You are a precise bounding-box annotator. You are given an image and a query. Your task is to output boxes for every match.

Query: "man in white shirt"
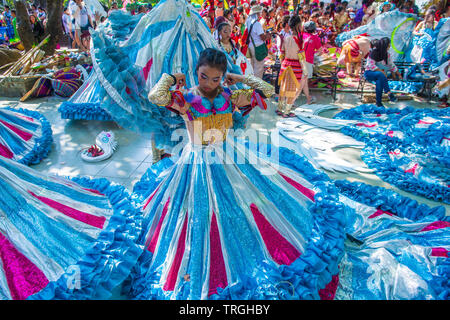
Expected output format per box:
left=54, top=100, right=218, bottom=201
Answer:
left=245, top=5, right=270, bottom=79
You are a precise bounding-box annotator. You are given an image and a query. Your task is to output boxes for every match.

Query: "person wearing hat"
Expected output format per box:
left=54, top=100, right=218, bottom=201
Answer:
left=379, top=1, right=395, bottom=13
left=302, top=20, right=321, bottom=97
left=245, top=5, right=271, bottom=78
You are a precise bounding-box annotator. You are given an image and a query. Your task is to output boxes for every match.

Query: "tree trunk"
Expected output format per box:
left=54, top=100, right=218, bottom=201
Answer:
left=14, top=0, right=34, bottom=51
left=42, top=0, right=64, bottom=56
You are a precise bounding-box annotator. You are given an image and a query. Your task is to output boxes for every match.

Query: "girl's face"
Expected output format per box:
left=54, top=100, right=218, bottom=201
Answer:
left=30, top=15, right=36, bottom=23
left=197, top=65, right=224, bottom=94
left=219, top=25, right=231, bottom=42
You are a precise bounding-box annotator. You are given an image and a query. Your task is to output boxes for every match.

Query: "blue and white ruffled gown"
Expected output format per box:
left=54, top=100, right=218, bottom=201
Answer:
left=0, top=157, right=142, bottom=300
left=119, top=74, right=346, bottom=300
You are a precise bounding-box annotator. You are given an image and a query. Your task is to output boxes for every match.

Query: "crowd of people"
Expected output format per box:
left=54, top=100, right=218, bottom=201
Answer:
left=195, top=0, right=450, bottom=111
left=1, top=0, right=450, bottom=109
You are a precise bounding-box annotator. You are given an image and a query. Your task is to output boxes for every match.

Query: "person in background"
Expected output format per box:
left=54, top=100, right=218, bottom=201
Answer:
left=137, top=5, right=147, bottom=14
left=31, top=4, right=39, bottom=17
left=223, top=9, right=235, bottom=30
left=62, top=7, right=73, bottom=48
left=354, top=0, right=367, bottom=27
left=3, top=5, right=14, bottom=40
left=302, top=21, right=321, bottom=103
left=362, top=4, right=376, bottom=24
left=337, top=35, right=371, bottom=77
left=37, top=6, right=47, bottom=24
left=245, top=4, right=270, bottom=78
left=413, top=10, right=437, bottom=36
left=379, top=1, right=395, bottom=13
left=334, top=5, right=349, bottom=32
left=278, top=15, right=309, bottom=116
left=108, top=2, right=118, bottom=16
left=216, top=0, right=224, bottom=18
left=73, top=0, right=94, bottom=51
left=203, top=6, right=215, bottom=31
left=364, top=37, right=400, bottom=107
left=30, top=14, right=45, bottom=44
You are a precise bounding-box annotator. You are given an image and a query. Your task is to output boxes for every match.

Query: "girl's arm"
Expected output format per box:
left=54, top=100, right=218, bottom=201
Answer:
left=148, top=73, right=188, bottom=114
left=225, top=73, right=275, bottom=108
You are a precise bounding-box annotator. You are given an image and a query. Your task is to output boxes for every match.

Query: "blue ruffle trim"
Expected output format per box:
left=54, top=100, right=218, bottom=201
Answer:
left=362, top=141, right=449, bottom=203
left=5, top=107, right=53, bottom=166
left=132, top=157, right=175, bottom=202
left=334, top=104, right=450, bottom=203
left=124, top=143, right=346, bottom=300
left=388, top=80, right=423, bottom=93
left=334, top=179, right=449, bottom=299
left=335, top=180, right=448, bottom=222
left=28, top=177, right=144, bottom=300
left=58, top=102, right=114, bottom=121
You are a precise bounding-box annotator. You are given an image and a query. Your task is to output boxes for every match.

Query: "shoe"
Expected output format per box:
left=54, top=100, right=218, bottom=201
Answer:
left=81, top=131, right=117, bottom=162
left=388, top=92, right=398, bottom=102
left=275, top=110, right=283, bottom=116
left=376, top=103, right=385, bottom=107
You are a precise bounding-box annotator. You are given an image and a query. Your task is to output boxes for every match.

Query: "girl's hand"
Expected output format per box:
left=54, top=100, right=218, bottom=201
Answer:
left=172, top=73, right=186, bottom=87
left=224, top=73, right=244, bottom=86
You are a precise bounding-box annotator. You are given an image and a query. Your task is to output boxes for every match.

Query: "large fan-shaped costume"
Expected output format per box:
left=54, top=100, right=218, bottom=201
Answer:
left=0, top=157, right=142, bottom=300
left=0, top=107, right=52, bottom=165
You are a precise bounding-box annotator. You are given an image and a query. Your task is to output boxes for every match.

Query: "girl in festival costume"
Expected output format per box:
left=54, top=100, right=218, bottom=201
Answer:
left=0, top=157, right=142, bottom=300
left=0, top=107, right=52, bottom=166
left=277, top=16, right=310, bottom=118
left=123, top=48, right=347, bottom=300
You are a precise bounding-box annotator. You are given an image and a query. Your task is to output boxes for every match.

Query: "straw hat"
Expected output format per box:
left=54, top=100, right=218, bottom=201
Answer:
left=249, top=5, right=263, bottom=15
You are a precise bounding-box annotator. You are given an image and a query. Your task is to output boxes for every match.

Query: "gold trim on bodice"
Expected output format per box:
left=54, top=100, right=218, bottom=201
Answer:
left=184, top=113, right=233, bottom=145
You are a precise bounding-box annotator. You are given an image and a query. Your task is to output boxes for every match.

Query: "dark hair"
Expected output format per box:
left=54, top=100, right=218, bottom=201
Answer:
left=217, top=21, right=231, bottom=33
left=370, top=37, right=390, bottom=63
left=196, top=48, right=228, bottom=74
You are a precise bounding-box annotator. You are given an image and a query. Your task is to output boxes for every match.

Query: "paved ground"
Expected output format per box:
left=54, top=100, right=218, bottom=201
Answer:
left=0, top=87, right=448, bottom=299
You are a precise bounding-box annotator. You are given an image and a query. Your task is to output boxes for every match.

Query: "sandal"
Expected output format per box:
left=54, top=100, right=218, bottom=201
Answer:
left=81, top=131, right=117, bottom=162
